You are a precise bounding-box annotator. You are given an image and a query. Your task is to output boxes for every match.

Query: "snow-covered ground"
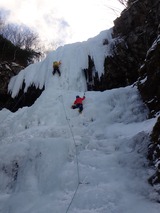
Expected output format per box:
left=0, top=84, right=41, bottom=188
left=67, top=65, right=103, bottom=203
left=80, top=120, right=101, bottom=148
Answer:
left=0, top=29, right=160, bottom=213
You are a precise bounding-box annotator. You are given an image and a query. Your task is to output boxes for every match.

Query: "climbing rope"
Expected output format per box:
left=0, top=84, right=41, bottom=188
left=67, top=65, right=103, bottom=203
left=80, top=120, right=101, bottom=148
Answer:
left=60, top=94, right=81, bottom=213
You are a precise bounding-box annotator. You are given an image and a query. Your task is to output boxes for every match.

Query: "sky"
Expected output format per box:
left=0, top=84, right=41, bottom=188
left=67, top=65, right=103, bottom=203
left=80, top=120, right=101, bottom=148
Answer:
left=0, top=28, right=160, bottom=212
left=0, top=0, right=124, bottom=49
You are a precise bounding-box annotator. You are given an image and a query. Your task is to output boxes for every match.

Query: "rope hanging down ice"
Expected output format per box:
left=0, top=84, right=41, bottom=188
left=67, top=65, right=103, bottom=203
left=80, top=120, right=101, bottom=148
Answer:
left=60, top=94, right=81, bottom=213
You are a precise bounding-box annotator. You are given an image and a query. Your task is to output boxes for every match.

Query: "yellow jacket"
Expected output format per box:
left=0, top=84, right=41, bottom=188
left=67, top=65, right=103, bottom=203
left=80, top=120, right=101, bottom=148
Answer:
left=53, top=61, right=61, bottom=67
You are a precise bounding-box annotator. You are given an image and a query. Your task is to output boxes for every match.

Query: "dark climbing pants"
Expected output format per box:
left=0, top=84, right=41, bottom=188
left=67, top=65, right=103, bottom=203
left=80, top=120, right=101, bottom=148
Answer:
left=53, top=66, right=61, bottom=76
left=72, top=104, right=83, bottom=112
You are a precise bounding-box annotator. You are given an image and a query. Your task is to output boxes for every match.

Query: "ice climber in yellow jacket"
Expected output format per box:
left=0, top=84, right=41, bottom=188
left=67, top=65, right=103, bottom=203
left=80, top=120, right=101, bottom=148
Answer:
left=52, top=61, right=61, bottom=76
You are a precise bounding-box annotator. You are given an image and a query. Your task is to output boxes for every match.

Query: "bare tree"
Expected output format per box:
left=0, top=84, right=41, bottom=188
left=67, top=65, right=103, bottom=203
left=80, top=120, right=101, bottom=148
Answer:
left=23, top=30, right=39, bottom=50
left=118, top=0, right=128, bottom=7
left=0, top=11, right=7, bottom=31
left=1, top=23, right=39, bottom=50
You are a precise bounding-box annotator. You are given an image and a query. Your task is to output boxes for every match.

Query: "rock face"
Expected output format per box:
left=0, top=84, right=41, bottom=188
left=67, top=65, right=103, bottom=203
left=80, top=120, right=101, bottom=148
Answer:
left=140, top=36, right=160, bottom=186
left=102, top=0, right=160, bottom=91
left=0, top=61, right=23, bottom=110
left=138, top=35, right=160, bottom=117
left=0, top=61, right=44, bottom=112
left=138, top=32, right=160, bottom=187
left=0, top=61, right=23, bottom=92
